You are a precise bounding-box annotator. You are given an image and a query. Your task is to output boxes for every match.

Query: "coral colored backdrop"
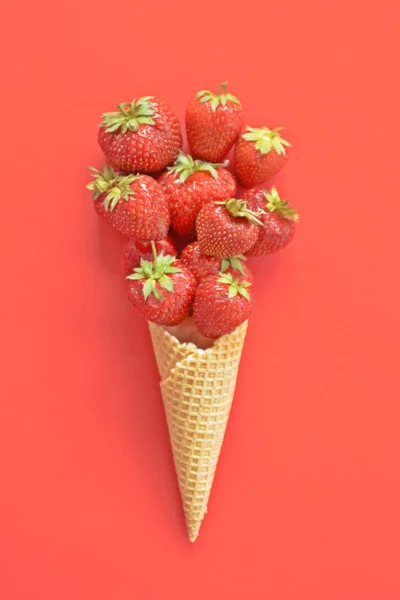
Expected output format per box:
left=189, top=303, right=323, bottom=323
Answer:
left=1, top=0, right=400, bottom=598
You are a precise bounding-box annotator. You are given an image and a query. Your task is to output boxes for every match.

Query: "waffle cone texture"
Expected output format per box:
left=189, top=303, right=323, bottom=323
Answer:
left=149, top=320, right=248, bottom=542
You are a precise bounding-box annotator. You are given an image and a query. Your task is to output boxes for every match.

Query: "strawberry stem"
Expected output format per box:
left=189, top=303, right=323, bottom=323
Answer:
left=218, top=272, right=252, bottom=301
left=242, top=126, right=291, bottom=156
left=196, top=84, right=241, bottom=111
left=100, top=97, right=156, bottom=134
left=167, top=152, right=228, bottom=183
left=225, top=199, right=264, bottom=226
left=126, top=252, right=182, bottom=302
left=86, top=166, right=137, bottom=210
left=263, top=187, right=299, bottom=221
left=151, top=240, right=158, bottom=264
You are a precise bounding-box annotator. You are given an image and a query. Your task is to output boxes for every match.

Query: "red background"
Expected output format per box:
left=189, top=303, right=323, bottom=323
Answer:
left=1, top=0, right=400, bottom=598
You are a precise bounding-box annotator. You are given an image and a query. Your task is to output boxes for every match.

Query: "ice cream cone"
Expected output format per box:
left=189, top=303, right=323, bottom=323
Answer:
left=149, top=319, right=248, bottom=542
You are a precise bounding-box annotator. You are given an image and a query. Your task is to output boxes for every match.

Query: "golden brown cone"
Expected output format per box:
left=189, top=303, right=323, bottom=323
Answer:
left=149, top=319, right=248, bottom=542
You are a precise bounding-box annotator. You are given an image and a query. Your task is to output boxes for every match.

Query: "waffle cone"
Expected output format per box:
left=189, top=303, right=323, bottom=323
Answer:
left=149, top=320, right=248, bottom=542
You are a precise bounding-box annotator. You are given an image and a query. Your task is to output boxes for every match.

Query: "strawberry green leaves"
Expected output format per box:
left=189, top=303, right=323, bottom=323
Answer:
left=167, top=152, right=228, bottom=183
left=100, top=97, right=156, bottom=134
left=263, top=187, right=299, bottom=221
left=86, top=165, right=116, bottom=199
left=86, top=166, right=138, bottom=211
left=218, top=273, right=252, bottom=301
left=143, top=277, right=161, bottom=301
left=242, top=126, right=291, bottom=156
left=220, top=255, right=247, bottom=276
left=224, top=198, right=264, bottom=226
left=126, top=245, right=181, bottom=302
left=197, top=81, right=241, bottom=112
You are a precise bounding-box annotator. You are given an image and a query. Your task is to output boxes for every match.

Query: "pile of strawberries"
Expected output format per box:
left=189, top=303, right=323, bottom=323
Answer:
left=87, top=83, right=298, bottom=340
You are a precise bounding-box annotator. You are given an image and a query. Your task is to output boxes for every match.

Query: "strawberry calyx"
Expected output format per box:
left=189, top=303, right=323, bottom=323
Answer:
left=100, top=97, right=156, bottom=134
left=218, top=273, right=252, bottom=301
left=126, top=242, right=181, bottom=302
left=197, top=81, right=241, bottom=112
left=86, top=165, right=138, bottom=211
left=167, top=152, right=228, bottom=183
left=242, top=126, right=291, bottom=156
left=263, top=187, right=299, bottom=221
left=220, top=255, right=247, bottom=276
left=223, top=198, right=264, bottom=226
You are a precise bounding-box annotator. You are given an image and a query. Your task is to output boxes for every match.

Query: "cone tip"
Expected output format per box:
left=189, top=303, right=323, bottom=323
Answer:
left=188, top=523, right=201, bottom=543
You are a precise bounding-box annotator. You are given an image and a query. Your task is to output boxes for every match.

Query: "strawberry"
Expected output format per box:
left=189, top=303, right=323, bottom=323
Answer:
left=87, top=166, right=169, bottom=239
left=186, top=81, right=244, bottom=162
left=244, top=187, right=299, bottom=255
left=98, top=97, right=182, bottom=173
left=180, top=242, right=253, bottom=282
left=158, top=152, right=236, bottom=238
left=235, top=126, right=291, bottom=188
left=193, top=273, right=254, bottom=338
left=123, top=237, right=177, bottom=274
left=126, top=243, right=196, bottom=326
left=196, top=198, right=262, bottom=257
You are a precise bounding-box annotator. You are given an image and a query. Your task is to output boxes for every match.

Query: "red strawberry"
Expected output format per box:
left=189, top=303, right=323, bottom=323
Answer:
left=180, top=241, right=253, bottom=282
left=196, top=198, right=262, bottom=257
left=98, top=97, right=182, bottom=173
left=87, top=166, right=169, bottom=239
left=186, top=81, right=245, bottom=162
left=193, top=273, right=254, bottom=338
left=158, top=152, right=236, bottom=238
left=235, top=126, right=291, bottom=188
left=123, top=237, right=177, bottom=274
left=244, top=187, right=299, bottom=255
left=127, top=244, right=196, bottom=326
